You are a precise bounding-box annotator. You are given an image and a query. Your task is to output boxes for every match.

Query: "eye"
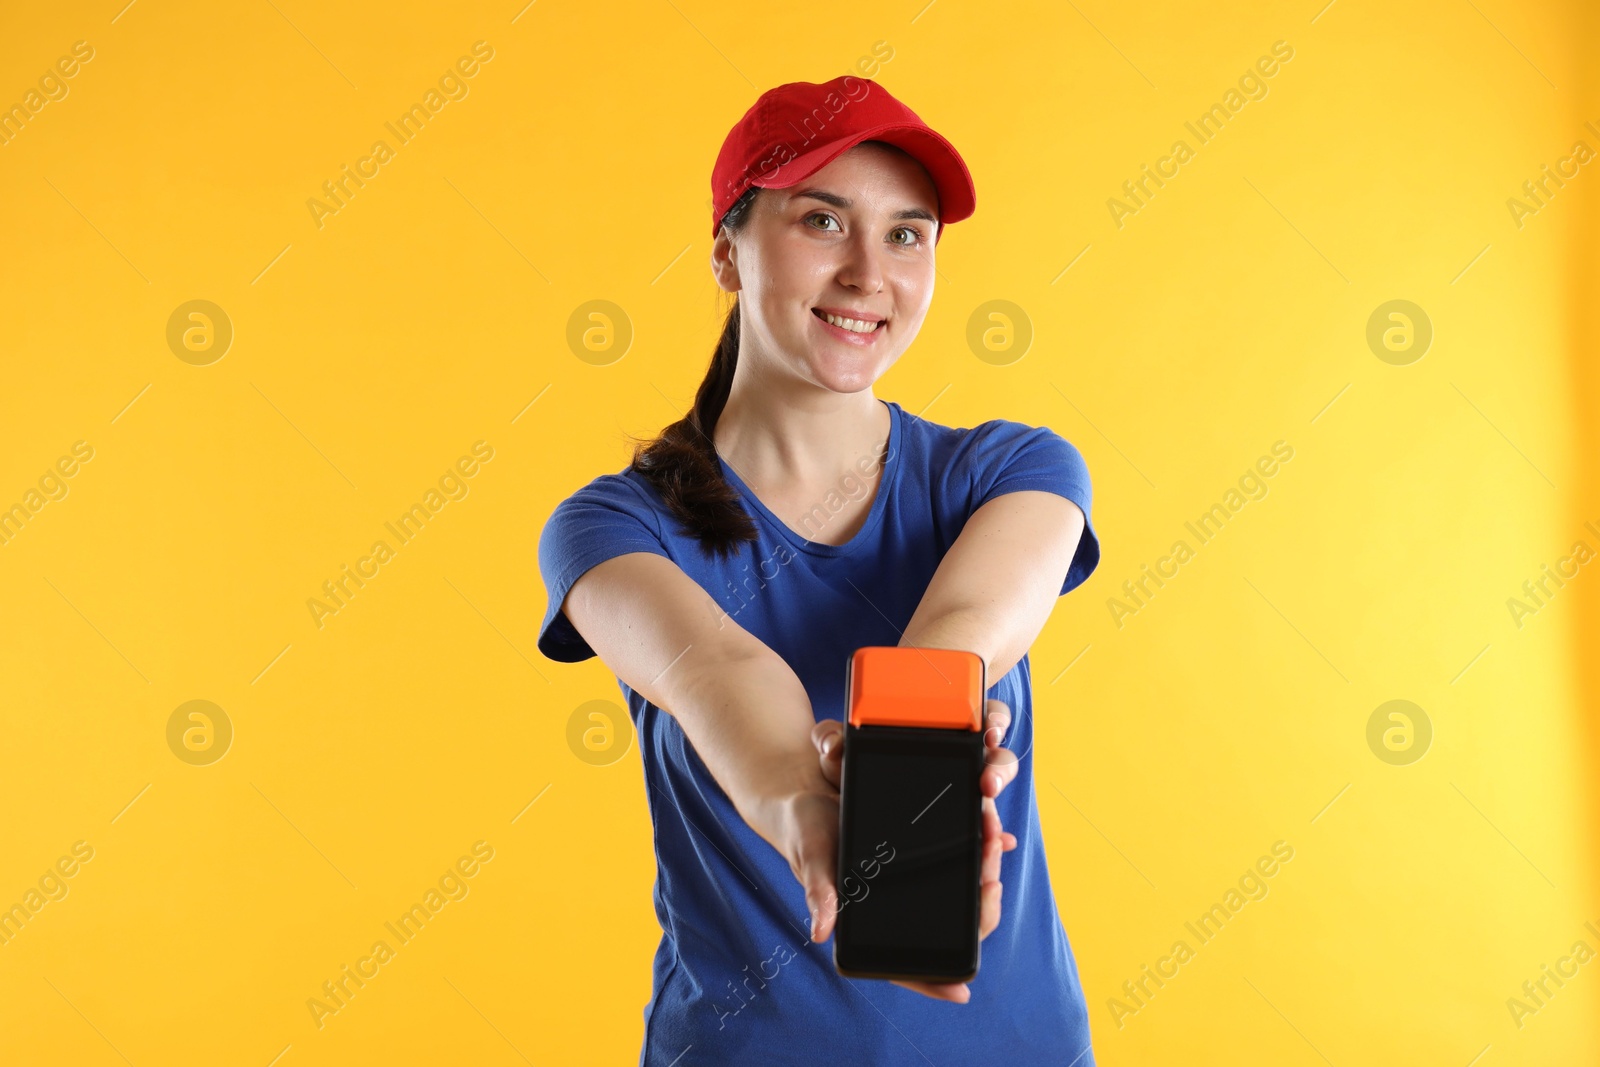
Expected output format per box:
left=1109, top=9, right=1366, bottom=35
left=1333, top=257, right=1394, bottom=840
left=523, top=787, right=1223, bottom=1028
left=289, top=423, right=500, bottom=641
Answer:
left=804, top=211, right=842, bottom=232
left=889, top=225, right=925, bottom=247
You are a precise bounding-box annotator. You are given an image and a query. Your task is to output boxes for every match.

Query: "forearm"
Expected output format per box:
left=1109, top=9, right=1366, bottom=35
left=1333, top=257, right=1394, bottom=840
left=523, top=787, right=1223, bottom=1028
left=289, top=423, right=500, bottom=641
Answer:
left=669, top=648, right=830, bottom=847
left=901, top=604, right=1027, bottom=686
left=900, top=493, right=1086, bottom=684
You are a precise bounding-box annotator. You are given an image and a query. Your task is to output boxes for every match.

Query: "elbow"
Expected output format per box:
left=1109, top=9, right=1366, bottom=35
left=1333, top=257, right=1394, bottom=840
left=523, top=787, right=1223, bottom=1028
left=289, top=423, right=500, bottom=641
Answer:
left=658, top=638, right=778, bottom=720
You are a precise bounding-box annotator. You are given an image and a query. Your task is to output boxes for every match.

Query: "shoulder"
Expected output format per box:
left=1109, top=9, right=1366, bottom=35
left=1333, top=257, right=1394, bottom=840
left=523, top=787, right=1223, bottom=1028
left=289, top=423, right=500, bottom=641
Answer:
left=900, top=405, right=1094, bottom=525
left=549, top=465, right=663, bottom=512
left=965, top=415, right=1081, bottom=455
left=896, top=403, right=1087, bottom=480
left=538, top=466, right=670, bottom=551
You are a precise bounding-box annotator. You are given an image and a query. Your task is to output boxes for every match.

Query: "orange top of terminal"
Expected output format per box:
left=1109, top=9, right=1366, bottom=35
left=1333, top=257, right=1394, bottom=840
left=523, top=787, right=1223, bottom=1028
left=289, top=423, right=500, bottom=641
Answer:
left=847, top=646, right=985, bottom=731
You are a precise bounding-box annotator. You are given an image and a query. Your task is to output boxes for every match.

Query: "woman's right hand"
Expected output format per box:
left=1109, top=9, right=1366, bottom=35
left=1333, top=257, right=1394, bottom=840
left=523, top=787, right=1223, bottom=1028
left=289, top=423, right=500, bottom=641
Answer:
left=773, top=779, right=842, bottom=945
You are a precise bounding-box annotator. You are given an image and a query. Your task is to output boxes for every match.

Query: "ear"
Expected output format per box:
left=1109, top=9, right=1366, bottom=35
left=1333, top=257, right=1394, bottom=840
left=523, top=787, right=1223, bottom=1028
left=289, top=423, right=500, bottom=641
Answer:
left=710, top=228, right=742, bottom=294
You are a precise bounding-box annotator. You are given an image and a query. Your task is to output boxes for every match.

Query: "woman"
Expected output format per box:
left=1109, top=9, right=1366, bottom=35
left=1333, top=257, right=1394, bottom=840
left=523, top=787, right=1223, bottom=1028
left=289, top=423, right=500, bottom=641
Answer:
left=537, top=75, right=1101, bottom=1065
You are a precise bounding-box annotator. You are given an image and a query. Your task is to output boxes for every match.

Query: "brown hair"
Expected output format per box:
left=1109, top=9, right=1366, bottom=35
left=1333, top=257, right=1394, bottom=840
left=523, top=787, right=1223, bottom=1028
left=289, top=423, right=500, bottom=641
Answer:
left=628, top=184, right=762, bottom=561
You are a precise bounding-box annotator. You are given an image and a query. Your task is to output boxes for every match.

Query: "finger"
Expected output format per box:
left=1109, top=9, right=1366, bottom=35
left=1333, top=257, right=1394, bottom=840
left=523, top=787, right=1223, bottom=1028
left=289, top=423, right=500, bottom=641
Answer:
left=982, top=699, right=1012, bottom=751
left=982, top=700, right=1020, bottom=799
left=981, top=797, right=1017, bottom=879
left=811, top=719, right=844, bottom=791
left=804, top=830, right=840, bottom=943
left=789, top=791, right=840, bottom=943
left=977, top=877, right=1003, bottom=940
left=979, top=803, right=999, bottom=883
left=808, top=879, right=838, bottom=943
left=981, top=748, right=1019, bottom=800
left=891, top=978, right=971, bottom=1003
left=811, top=717, right=843, bottom=756
left=972, top=799, right=1011, bottom=851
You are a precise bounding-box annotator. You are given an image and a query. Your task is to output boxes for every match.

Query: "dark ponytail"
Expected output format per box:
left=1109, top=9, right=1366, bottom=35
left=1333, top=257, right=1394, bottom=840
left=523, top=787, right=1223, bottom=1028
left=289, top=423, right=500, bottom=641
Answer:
left=629, top=185, right=762, bottom=561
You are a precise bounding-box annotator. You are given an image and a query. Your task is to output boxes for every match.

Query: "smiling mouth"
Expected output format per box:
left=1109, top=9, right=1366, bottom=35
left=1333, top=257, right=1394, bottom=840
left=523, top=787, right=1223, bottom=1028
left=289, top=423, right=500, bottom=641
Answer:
left=812, top=308, right=886, bottom=334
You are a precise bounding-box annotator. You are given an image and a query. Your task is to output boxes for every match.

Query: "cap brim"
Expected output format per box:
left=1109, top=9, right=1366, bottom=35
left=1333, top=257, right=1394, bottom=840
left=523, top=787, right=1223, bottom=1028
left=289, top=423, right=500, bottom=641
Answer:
left=751, top=121, right=976, bottom=228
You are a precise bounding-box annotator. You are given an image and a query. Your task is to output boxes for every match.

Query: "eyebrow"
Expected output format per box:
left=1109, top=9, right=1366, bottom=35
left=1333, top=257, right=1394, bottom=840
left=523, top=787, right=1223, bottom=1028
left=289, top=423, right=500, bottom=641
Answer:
left=789, top=188, right=938, bottom=224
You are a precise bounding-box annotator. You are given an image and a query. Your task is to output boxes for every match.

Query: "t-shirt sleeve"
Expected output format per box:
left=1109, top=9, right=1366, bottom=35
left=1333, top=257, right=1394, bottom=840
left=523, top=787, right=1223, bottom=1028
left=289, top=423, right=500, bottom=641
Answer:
left=536, top=474, right=672, bottom=663
left=965, top=420, right=1101, bottom=596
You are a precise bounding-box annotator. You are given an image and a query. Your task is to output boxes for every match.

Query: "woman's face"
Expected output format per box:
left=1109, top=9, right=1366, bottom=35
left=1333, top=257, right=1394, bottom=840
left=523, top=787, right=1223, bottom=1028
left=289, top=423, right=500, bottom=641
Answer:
left=712, top=142, right=940, bottom=396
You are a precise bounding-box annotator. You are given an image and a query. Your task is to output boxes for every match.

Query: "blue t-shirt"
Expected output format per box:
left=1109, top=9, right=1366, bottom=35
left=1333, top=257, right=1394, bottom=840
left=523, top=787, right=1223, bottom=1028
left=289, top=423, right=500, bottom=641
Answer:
left=537, top=398, right=1101, bottom=1067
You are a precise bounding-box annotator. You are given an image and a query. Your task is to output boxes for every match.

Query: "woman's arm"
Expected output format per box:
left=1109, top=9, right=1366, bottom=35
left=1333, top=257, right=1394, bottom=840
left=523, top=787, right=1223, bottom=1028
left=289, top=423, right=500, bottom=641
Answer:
left=900, top=491, right=1086, bottom=680
left=562, top=545, right=1030, bottom=1002
left=560, top=551, right=828, bottom=847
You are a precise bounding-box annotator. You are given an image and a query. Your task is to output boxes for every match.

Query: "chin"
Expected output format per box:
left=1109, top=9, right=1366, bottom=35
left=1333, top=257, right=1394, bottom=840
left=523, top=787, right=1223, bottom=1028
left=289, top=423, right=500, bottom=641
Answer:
left=807, top=356, right=889, bottom=395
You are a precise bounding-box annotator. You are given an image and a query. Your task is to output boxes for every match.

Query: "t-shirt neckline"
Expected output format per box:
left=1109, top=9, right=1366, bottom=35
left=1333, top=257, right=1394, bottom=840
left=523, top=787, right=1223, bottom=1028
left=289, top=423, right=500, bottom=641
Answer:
left=715, top=399, right=900, bottom=558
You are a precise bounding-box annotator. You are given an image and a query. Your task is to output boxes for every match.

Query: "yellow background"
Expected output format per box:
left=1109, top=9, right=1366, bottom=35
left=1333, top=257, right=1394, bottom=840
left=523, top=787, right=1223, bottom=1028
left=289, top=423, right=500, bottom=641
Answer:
left=2, top=0, right=1596, bottom=1064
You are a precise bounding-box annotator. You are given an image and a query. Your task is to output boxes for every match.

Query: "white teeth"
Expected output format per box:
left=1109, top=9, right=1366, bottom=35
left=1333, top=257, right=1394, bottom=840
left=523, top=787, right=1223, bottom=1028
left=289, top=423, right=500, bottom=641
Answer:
left=818, top=310, right=880, bottom=333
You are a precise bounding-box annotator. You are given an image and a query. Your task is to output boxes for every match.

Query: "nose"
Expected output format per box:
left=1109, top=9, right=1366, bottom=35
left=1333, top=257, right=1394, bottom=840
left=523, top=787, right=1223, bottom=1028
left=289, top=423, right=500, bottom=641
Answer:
left=835, top=228, right=885, bottom=295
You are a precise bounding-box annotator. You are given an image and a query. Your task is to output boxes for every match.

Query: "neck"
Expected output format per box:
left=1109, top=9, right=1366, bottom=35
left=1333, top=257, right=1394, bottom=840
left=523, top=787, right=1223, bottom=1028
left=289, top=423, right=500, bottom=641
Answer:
left=713, top=364, right=889, bottom=494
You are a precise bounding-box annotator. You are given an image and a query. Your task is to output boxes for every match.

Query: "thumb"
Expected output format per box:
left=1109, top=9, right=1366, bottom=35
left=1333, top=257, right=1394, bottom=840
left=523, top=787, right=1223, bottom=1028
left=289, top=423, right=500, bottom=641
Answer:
left=791, top=804, right=839, bottom=943
left=804, top=855, right=839, bottom=943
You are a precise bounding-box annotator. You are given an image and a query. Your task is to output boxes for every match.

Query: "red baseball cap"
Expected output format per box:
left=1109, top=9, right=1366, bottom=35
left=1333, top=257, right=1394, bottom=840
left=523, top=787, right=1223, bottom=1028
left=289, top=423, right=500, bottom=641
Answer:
left=710, top=75, right=976, bottom=241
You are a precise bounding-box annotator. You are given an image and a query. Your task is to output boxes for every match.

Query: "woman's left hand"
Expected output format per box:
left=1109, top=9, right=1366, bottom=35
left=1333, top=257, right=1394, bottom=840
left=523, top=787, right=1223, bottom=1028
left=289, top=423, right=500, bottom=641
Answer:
left=809, top=697, right=1020, bottom=1004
